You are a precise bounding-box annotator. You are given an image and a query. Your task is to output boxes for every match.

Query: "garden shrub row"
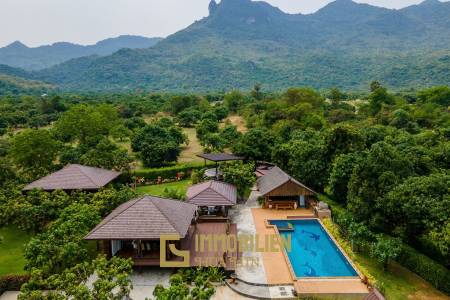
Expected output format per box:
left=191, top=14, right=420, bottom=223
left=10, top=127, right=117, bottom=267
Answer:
left=397, top=244, right=450, bottom=294
left=0, top=274, right=30, bottom=295
left=133, top=162, right=208, bottom=181
left=321, top=194, right=450, bottom=295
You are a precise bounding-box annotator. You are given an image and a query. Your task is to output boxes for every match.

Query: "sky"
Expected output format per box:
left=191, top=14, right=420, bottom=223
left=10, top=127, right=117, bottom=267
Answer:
left=0, top=0, right=441, bottom=47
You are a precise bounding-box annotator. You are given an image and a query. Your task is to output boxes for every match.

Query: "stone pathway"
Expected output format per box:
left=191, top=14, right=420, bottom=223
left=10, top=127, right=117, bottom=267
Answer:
left=129, top=268, right=173, bottom=300
left=0, top=292, right=19, bottom=300
left=228, top=189, right=267, bottom=284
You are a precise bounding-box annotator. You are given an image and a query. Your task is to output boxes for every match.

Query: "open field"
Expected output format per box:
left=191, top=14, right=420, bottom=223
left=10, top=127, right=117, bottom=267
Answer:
left=222, top=115, right=247, bottom=133
left=136, top=180, right=192, bottom=197
left=179, top=127, right=203, bottom=163
left=0, top=226, right=31, bottom=276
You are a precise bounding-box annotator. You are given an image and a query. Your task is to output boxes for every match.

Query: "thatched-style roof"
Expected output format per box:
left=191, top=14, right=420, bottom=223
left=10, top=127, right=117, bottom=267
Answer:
left=23, top=164, right=120, bottom=191
left=186, top=181, right=237, bottom=206
left=84, top=196, right=197, bottom=240
left=197, top=153, right=244, bottom=162
left=257, top=166, right=316, bottom=195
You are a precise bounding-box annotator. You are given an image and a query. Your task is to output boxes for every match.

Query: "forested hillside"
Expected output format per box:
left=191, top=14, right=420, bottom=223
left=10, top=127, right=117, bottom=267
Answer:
left=17, top=0, right=450, bottom=91
left=0, top=35, right=162, bottom=70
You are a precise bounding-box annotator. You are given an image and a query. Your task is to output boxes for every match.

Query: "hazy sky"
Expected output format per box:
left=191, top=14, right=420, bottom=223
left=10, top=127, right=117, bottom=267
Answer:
left=0, top=0, right=440, bottom=47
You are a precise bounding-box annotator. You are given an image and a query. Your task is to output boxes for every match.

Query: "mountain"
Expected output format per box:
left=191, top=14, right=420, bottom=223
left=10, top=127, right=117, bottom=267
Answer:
left=0, top=35, right=162, bottom=70
left=0, top=73, right=53, bottom=96
left=9, top=0, right=450, bottom=91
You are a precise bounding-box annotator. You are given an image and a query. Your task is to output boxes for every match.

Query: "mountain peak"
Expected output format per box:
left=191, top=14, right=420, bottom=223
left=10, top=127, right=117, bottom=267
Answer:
left=6, top=41, right=28, bottom=49
left=419, top=0, right=441, bottom=6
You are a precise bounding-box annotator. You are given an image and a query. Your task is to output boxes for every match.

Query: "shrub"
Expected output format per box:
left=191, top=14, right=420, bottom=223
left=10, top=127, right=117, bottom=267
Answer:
left=397, top=244, right=450, bottom=294
left=0, top=274, right=30, bottom=294
left=133, top=163, right=207, bottom=181
left=321, top=219, right=379, bottom=290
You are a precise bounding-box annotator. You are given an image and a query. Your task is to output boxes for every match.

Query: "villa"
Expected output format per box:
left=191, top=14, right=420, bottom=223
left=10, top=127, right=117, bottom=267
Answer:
left=23, top=164, right=121, bottom=192
left=84, top=195, right=238, bottom=270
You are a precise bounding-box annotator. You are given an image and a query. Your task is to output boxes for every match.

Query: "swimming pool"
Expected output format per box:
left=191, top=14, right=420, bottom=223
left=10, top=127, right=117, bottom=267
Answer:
left=270, top=219, right=358, bottom=278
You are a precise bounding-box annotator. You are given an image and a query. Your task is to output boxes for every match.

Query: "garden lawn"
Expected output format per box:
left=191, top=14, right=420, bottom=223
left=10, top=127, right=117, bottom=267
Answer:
left=0, top=226, right=32, bottom=276
left=136, top=180, right=192, bottom=197
left=354, top=254, right=449, bottom=300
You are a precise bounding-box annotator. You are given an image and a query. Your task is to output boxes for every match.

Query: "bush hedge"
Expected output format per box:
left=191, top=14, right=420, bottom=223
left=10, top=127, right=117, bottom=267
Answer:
left=398, top=244, right=450, bottom=294
left=133, top=162, right=208, bottom=181
left=0, top=274, right=30, bottom=295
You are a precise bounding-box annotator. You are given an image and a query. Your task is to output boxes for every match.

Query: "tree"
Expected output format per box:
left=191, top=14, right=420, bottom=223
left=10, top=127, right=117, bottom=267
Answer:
left=110, top=124, right=131, bottom=142
left=196, top=119, right=219, bottom=141
left=176, top=108, right=201, bottom=127
left=53, top=104, right=118, bottom=144
left=213, top=105, right=229, bottom=121
left=224, top=90, right=244, bottom=113
left=326, top=152, right=364, bottom=203
left=348, top=222, right=372, bottom=252
left=329, top=87, right=344, bottom=105
left=384, top=173, right=450, bottom=240
left=222, top=162, right=256, bottom=197
left=200, top=133, right=226, bottom=153
left=24, top=203, right=102, bottom=275
left=283, top=87, right=324, bottom=108
left=9, top=129, right=59, bottom=178
left=0, top=158, right=16, bottom=185
left=324, top=124, right=364, bottom=159
left=80, top=138, right=132, bottom=172
left=417, top=86, right=450, bottom=106
left=153, top=274, right=190, bottom=300
left=371, top=235, right=402, bottom=270
left=370, top=81, right=382, bottom=92
left=20, top=256, right=133, bottom=300
left=132, top=124, right=184, bottom=167
left=221, top=124, right=241, bottom=147
left=368, top=87, right=395, bottom=115
left=232, top=128, right=274, bottom=162
left=347, top=142, right=414, bottom=230
left=251, top=83, right=263, bottom=100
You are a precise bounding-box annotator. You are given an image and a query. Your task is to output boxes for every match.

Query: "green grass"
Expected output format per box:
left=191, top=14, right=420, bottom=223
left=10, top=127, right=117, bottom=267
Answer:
left=136, top=180, right=192, bottom=197
left=354, top=254, right=448, bottom=300
left=0, top=226, right=32, bottom=276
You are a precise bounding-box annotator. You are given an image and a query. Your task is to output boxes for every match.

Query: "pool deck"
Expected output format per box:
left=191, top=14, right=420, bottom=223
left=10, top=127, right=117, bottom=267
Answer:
left=251, top=208, right=370, bottom=297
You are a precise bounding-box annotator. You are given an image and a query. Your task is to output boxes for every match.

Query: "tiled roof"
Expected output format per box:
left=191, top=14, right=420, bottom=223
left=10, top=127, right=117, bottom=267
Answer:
left=186, top=181, right=237, bottom=206
left=256, top=166, right=315, bottom=195
left=197, top=153, right=244, bottom=162
left=84, top=196, right=197, bottom=240
left=23, top=164, right=120, bottom=191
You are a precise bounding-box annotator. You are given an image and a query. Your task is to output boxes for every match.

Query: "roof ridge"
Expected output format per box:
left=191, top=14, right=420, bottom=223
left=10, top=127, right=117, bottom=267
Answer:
left=74, top=164, right=102, bottom=187
left=210, top=181, right=235, bottom=205
left=152, top=196, right=187, bottom=235
left=87, top=196, right=146, bottom=236
left=188, top=181, right=213, bottom=199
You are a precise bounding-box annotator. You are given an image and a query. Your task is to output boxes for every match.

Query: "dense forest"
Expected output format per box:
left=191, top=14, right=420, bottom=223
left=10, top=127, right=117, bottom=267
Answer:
left=0, top=82, right=449, bottom=297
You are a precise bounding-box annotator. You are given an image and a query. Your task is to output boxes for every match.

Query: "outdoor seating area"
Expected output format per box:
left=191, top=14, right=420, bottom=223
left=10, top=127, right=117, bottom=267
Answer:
left=256, top=166, right=316, bottom=210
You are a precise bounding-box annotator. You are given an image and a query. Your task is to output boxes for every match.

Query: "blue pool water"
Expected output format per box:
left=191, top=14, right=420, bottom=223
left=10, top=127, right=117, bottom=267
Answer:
left=270, top=219, right=358, bottom=278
